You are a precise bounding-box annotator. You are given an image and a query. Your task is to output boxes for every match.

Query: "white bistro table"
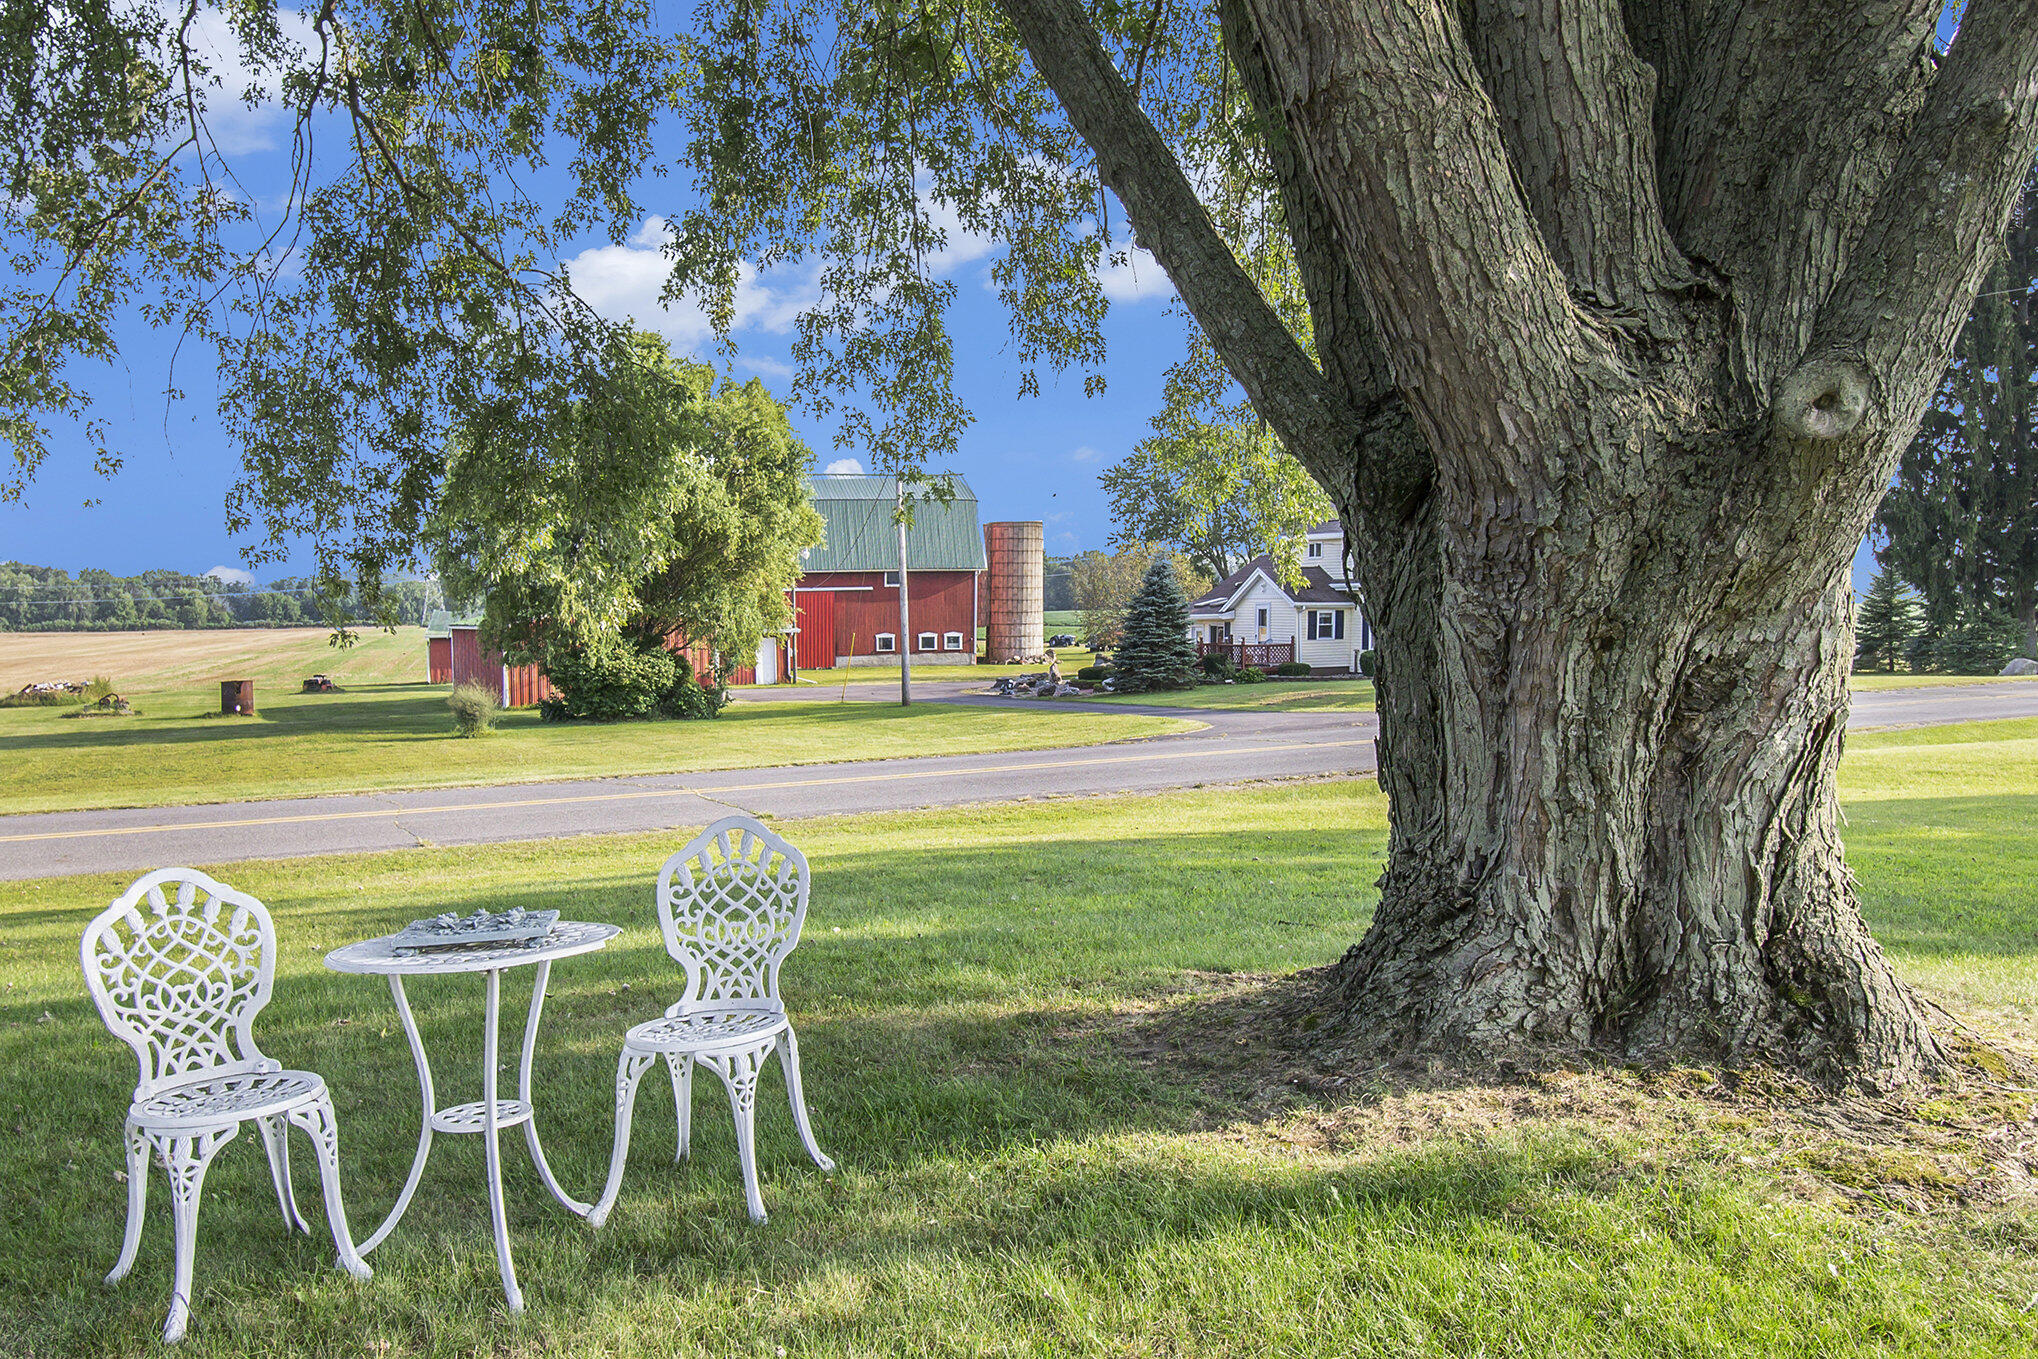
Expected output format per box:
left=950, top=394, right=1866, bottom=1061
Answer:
left=324, top=919, right=619, bottom=1312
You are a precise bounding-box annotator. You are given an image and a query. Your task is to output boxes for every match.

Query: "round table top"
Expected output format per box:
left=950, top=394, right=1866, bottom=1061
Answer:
left=324, top=920, right=621, bottom=976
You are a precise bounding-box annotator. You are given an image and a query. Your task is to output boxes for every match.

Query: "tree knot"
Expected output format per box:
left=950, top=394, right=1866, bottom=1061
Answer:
left=1774, top=358, right=1873, bottom=441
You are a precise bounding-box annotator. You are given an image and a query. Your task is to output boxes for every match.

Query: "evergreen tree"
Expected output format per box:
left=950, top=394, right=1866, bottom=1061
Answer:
left=1112, top=559, right=1199, bottom=693
left=1854, top=570, right=1922, bottom=673
left=1877, top=164, right=2038, bottom=659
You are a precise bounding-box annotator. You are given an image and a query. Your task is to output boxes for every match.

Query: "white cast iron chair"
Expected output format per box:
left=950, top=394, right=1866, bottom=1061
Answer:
left=81, top=869, right=371, bottom=1343
left=588, top=816, right=834, bottom=1226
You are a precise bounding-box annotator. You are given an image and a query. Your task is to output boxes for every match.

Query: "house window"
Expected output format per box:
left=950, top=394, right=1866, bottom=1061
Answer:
left=1307, top=609, right=1347, bottom=641
left=884, top=570, right=902, bottom=588
left=916, top=631, right=938, bottom=652
left=875, top=633, right=897, bottom=652
left=1208, top=624, right=1228, bottom=644
left=1307, top=542, right=1322, bottom=559
left=943, top=631, right=964, bottom=651
left=1255, top=606, right=1269, bottom=637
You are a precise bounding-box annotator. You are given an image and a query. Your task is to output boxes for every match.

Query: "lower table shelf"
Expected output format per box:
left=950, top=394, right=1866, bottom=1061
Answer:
left=430, top=1099, right=534, bottom=1134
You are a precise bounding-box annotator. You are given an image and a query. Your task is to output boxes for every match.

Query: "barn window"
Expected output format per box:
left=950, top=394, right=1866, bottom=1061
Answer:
left=884, top=570, right=902, bottom=587
left=943, top=631, right=964, bottom=651
left=916, top=631, right=938, bottom=652
left=875, top=633, right=897, bottom=652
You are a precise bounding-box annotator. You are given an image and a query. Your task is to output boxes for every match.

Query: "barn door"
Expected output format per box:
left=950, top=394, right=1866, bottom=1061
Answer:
left=794, top=591, right=836, bottom=671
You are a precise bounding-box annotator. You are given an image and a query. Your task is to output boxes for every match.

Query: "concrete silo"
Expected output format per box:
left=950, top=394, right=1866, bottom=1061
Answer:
left=982, top=521, right=1044, bottom=662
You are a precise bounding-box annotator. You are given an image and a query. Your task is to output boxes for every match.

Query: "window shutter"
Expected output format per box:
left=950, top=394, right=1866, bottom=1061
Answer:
left=1306, top=613, right=1318, bottom=640
left=1334, top=611, right=1346, bottom=640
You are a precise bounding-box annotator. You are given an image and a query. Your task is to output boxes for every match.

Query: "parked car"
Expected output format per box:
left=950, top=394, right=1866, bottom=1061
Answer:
left=1047, top=633, right=1077, bottom=648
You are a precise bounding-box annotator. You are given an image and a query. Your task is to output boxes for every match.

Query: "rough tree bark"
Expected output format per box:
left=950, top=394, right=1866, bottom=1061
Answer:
left=1002, top=0, right=2038, bottom=1085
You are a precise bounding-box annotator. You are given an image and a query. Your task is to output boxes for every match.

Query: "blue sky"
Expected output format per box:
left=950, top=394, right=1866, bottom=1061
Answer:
left=1, top=9, right=1918, bottom=591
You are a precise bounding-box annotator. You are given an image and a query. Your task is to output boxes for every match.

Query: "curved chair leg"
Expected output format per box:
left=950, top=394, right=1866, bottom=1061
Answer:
left=777, top=1027, right=835, bottom=1173
left=705, top=1050, right=768, bottom=1223
left=587, top=1049, right=657, bottom=1229
left=155, top=1126, right=237, bottom=1344
left=666, top=1053, right=694, bottom=1163
left=107, top=1123, right=150, bottom=1285
left=257, top=1114, right=309, bottom=1234
left=286, top=1096, right=372, bottom=1281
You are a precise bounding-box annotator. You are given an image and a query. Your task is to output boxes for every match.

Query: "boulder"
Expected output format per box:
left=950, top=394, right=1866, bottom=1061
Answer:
left=2000, top=657, right=2038, bottom=676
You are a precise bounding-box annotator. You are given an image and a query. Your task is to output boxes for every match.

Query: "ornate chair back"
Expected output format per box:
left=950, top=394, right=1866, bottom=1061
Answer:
left=80, top=868, right=277, bottom=1101
left=656, top=816, right=811, bottom=1005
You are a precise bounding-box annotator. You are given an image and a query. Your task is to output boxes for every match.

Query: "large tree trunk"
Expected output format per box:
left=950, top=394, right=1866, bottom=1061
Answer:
left=1346, top=492, right=1941, bottom=1085
left=1000, top=0, right=2038, bottom=1083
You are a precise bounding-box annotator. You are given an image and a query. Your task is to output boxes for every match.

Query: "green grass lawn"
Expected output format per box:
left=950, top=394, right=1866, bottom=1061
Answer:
left=0, top=686, right=1193, bottom=816
left=1, top=723, right=2034, bottom=1354
left=1078, top=680, right=1378, bottom=712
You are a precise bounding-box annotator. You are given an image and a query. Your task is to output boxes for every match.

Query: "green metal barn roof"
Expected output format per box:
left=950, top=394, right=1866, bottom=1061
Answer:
left=802, top=475, right=987, bottom=573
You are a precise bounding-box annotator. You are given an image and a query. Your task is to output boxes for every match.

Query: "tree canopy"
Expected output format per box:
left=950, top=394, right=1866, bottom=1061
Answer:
left=433, top=333, right=821, bottom=661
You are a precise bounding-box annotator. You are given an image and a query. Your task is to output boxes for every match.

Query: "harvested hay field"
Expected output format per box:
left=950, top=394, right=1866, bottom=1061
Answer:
left=0, top=626, right=428, bottom=692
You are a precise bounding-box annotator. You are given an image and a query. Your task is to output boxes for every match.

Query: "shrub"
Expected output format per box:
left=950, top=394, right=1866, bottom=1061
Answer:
left=1273, top=660, right=1314, bottom=677
left=1358, top=649, right=1376, bottom=677
left=448, top=683, right=499, bottom=737
left=1197, top=652, right=1237, bottom=681
left=1235, top=666, right=1265, bottom=683
left=658, top=652, right=729, bottom=720
left=1076, top=665, right=1112, bottom=681
left=0, top=689, right=74, bottom=708
left=82, top=675, right=118, bottom=702
left=537, top=698, right=571, bottom=722
left=542, top=638, right=677, bottom=720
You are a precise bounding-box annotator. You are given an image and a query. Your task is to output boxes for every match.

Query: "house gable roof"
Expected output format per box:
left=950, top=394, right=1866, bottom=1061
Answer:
left=1187, top=555, right=1354, bottom=614
left=801, top=474, right=988, bottom=572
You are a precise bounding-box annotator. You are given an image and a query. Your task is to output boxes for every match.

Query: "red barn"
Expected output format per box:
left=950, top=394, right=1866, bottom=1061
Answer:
left=792, top=474, right=986, bottom=670
left=424, top=610, right=454, bottom=683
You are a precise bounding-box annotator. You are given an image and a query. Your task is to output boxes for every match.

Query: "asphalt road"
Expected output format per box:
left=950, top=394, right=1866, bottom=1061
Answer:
left=3, top=680, right=2031, bottom=883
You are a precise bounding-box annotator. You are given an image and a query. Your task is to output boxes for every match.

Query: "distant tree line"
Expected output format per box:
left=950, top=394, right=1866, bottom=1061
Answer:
left=0, top=561, right=443, bottom=632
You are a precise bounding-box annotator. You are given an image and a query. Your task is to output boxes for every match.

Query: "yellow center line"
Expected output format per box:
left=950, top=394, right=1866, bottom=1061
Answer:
left=0, top=738, right=1373, bottom=845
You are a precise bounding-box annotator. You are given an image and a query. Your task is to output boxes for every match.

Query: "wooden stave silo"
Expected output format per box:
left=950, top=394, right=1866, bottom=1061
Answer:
left=982, top=520, right=1044, bottom=662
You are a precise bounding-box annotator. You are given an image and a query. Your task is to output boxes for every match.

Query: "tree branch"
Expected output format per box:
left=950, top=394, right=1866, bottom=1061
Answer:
left=1238, top=0, right=1584, bottom=463
left=1782, top=0, right=2038, bottom=442
left=1463, top=0, right=1693, bottom=314
left=1215, top=0, right=1430, bottom=515
left=992, top=0, right=1357, bottom=473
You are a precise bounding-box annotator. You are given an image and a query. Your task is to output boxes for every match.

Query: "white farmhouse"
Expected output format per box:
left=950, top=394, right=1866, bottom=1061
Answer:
left=1185, top=520, right=1375, bottom=673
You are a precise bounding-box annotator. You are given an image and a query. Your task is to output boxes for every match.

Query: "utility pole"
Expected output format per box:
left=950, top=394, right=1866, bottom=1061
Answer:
left=895, top=475, right=912, bottom=707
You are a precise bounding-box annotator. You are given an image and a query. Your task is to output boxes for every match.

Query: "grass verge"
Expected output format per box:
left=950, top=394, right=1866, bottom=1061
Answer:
left=0, top=721, right=2033, bottom=1354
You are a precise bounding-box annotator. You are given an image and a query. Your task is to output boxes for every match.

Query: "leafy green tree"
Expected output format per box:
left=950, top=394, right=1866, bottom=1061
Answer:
left=1112, top=558, right=1198, bottom=692
left=1069, top=543, right=1209, bottom=649
left=1853, top=571, right=1922, bottom=673
left=433, top=333, right=823, bottom=672
left=1103, top=338, right=1334, bottom=581
left=9, top=1, right=2038, bottom=1080
left=1877, top=164, right=2038, bottom=659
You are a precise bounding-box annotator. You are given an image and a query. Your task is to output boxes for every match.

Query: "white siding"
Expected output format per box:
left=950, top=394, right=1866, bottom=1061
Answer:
left=1295, top=609, right=1358, bottom=670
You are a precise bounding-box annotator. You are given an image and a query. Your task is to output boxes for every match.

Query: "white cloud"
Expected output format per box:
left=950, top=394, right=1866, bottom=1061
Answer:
left=205, top=565, right=255, bottom=585
left=559, top=217, right=821, bottom=350
left=1096, top=245, right=1176, bottom=304
left=178, top=8, right=320, bottom=156
left=737, top=354, right=795, bottom=380
left=823, top=457, right=865, bottom=475
left=1069, top=445, right=1103, bottom=463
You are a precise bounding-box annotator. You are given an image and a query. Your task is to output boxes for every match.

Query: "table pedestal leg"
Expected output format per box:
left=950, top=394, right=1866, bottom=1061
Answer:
left=517, top=960, right=590, bottom=1216
left=358, top=975, right=435, bottom=1255
left=483, top=968, right=523, bottom=1312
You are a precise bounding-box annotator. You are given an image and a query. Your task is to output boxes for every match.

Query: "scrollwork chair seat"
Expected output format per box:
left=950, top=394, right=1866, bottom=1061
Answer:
left=82, top=869, right=371, bottom=1343
left=588, top=817, right=833, bottom=1228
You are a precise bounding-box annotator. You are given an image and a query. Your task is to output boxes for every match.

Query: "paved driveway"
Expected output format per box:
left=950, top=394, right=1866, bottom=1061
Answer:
left=3, top=680, right=2031, bottom=882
